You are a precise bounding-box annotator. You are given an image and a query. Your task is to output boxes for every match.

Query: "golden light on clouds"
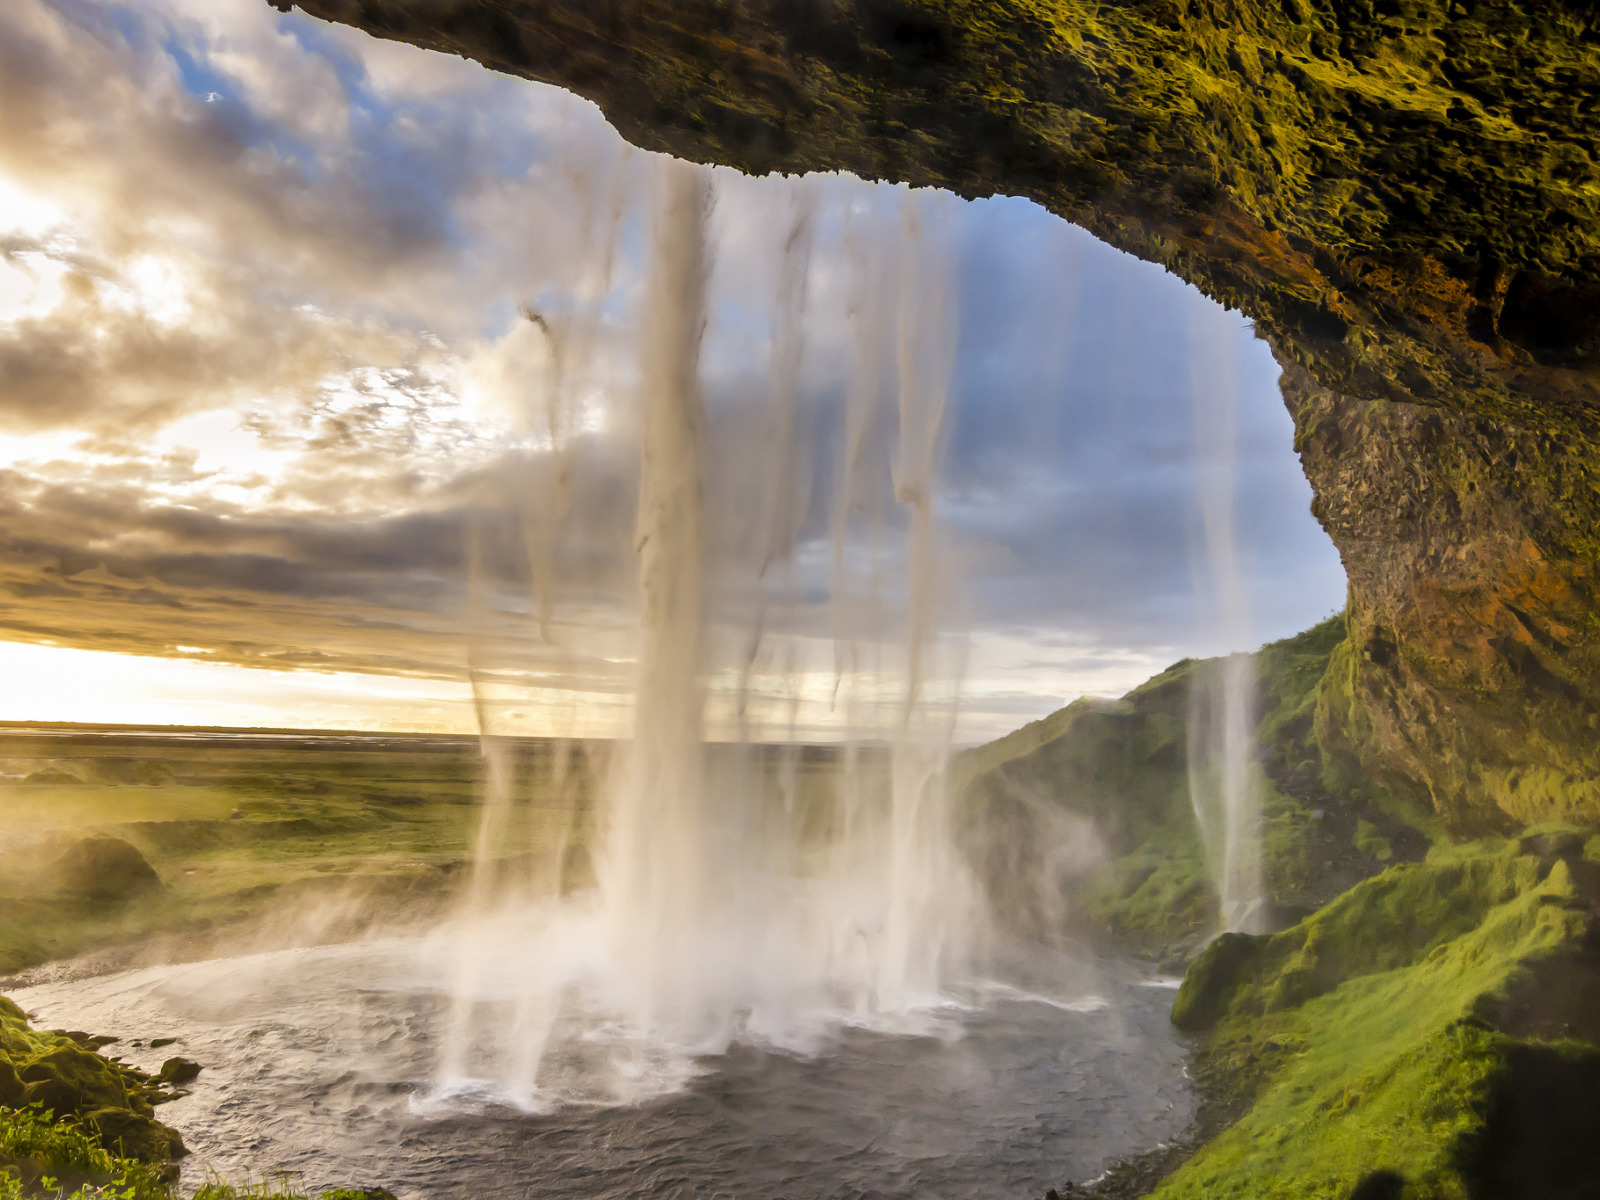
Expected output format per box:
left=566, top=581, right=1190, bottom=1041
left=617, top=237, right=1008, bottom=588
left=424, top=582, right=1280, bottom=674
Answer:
left=0, top=640, right=474, bottom=732
left=0, top=0, right=1345, bottom=738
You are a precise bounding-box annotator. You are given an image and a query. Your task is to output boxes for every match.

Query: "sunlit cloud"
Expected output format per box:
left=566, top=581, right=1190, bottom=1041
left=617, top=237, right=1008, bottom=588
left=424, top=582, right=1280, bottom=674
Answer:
left=0, top=639, right=473, bottom=732
left=0, top=0, right=1346, bottom=740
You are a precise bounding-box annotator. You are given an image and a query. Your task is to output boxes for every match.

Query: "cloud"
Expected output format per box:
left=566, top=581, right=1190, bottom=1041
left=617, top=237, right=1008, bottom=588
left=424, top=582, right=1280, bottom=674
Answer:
left=0, top=0, right=641, bottom=433
left=0, top=0, right=1346, bottom=741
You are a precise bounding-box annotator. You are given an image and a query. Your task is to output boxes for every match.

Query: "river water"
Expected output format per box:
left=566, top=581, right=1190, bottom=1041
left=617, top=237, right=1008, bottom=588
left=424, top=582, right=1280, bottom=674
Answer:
left=14, top=938, right=1192, bottom=1200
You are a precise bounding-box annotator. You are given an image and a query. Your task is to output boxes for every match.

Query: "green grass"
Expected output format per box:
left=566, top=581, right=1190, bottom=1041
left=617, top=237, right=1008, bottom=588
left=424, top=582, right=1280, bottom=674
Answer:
left=0, top=1104, right=378, bottom=1200
left=1160, top=845, right=1590, bottom=1198
left=0, top=1106, right=169, bottom=1200
left=0, top=730, right=603, bottom=974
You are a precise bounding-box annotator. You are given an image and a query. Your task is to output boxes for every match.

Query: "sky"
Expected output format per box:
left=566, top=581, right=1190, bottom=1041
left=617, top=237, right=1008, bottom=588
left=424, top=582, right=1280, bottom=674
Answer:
left=0, top=0, right=1347, bottom=742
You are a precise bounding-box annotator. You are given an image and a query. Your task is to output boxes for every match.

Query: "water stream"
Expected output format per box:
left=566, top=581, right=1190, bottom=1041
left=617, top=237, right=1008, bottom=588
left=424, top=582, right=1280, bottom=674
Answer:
left=1185, top=304, right=1266, bottom=935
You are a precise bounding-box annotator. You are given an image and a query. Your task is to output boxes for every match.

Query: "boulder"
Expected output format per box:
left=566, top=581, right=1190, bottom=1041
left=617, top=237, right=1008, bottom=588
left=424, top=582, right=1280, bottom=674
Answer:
left=83, top=1107, right=187, bottom=1162
left=1, top=1001, right=188, bottom=1165
left=46, top=838, right=162, bottom=902
left=19, top=1043, right=130, bottom=1112
left=157, top=1057, right=201, bottom=1086
left=1171, top=932, right=1266, bottom=1032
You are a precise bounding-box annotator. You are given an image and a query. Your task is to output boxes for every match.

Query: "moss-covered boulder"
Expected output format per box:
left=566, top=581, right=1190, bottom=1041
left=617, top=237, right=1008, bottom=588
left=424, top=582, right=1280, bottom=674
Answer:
left=20, top=1043, right=133, bottom=1113
left=156, top=1058, right=200, bottom=1086
left=1170, top=931, right=1265, bottom=1033
left=82, top=1107, right=187, bottom=1163
left=45, top=838, right=163, bottom=903
left=0, top=995, right=186, bottom=1164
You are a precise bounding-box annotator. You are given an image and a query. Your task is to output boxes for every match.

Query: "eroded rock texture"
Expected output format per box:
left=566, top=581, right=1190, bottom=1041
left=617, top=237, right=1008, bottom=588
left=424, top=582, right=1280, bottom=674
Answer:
left=275, top=0, right=1600, bottom=832
left=1287, top=361, right=1600, bottom=834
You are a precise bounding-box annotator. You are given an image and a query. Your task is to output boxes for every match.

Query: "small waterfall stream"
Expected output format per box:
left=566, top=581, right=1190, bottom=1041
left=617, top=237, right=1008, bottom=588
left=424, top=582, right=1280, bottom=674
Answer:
left=1185, top=304, right=1266, bottom=935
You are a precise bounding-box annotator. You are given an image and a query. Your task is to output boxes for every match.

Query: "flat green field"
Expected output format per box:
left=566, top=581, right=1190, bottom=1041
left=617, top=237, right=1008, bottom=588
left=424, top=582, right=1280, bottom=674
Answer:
left=0, top=725, right=603, bottom=975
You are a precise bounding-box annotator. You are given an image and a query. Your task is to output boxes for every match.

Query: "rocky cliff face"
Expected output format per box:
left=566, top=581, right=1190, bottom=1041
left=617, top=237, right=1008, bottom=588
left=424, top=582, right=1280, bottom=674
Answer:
left=278, top=0, right=1600, bottom=833
left=1285, top=361, right=1600, bottom=835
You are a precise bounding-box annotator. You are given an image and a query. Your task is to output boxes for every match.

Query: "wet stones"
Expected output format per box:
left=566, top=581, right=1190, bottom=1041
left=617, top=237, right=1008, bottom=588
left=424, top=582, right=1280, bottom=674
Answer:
left=157, top=1057, right=202, bottom=1086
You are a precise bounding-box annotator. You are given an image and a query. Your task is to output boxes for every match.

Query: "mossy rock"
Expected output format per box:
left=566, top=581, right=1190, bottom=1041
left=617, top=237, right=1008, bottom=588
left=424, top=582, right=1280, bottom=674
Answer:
left=157, top=1057, right=201, bottom=1086
left=83, top=1106, right=187, bottom=1163
left=1171, top=932, right=1266, bottom=1033
left=18, top=1044, right=131, bottom=1113
left=0, top=1056, right=25, bottom=1108
left=1, top=993, right=186, bottom=1164
left=1354, top=819, right=1392, bottom=863
left=45, top=837, right=163, bottom=902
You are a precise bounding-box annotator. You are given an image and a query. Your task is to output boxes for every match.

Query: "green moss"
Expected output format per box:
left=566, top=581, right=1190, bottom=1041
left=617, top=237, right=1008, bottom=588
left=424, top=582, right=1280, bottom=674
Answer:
left=1171, top=931, right=1264, bottom=1032
left=1253, top=616, right=1347, bottom=778
left=1315, top=630, right=1447, bottom=840
left=1354, top=819, right=1393, bottom=862
left=0, top=1106, right=386, bottom=1200
left=1208, top=845, right=1541, bottom=1022
left=1157, top=847, right=1586, bottom=1198
left=0, top=1002, right=188, bottom=1166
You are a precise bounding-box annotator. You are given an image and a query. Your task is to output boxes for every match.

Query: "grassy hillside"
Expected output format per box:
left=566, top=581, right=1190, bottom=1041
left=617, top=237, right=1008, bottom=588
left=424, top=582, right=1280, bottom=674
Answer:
left=1151, top=834, right=1600, bottom=1199
left=957, top=615, right=1430, bottom=957
left=967, top=618, right=1600, bottom=1199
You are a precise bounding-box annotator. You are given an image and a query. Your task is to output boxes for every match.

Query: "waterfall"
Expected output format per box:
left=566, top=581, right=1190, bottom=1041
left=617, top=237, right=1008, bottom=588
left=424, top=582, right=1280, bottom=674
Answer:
left=1185, top=304, right=1266, bottom=936
left=429, top=160, right=984, bottom=1106
left=600, top=158, right=714, bottom=1037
